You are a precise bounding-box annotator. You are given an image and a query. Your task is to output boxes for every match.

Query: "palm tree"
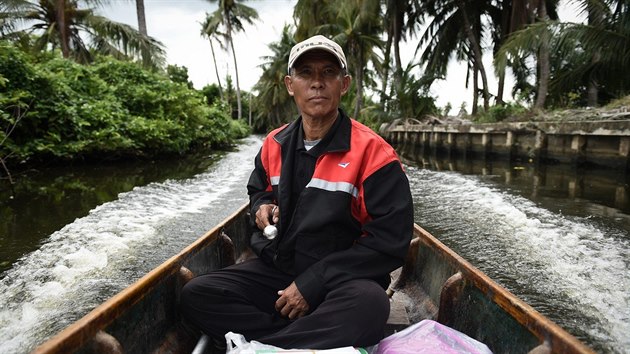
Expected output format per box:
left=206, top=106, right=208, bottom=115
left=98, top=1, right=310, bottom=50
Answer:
left=458, top=0, right=490, bottom=111
left=56, top=0, right=69, bottom=57
left=293, top=0, right=336, bottom=41
left=133, top=0, right=151, bottom=67
left=380, top=0, right=422, bottom=108
left=416, top=0, right=493, bottom=114
left=135, top=0, right=146, bottom=35
left=1, top=1, right=28, bottom=35
left=532, top=0, right=552, bottom=109
left=252, top=25, right=297, bottom=131
left=318, top=0, right=383, bottom=118
left=495, top=1, right=627, bottom=108
left=1, top=0, right=165, bottom=66
left=392, top=63, right=439, bottom=119
left=203, top=0, right=259, bottom=120
left=201, top=14, right=226, bottom=101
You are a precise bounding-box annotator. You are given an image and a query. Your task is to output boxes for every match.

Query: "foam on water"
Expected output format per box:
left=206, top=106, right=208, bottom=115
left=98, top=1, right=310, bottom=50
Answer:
left=408, top=167, right=630, bottom=353
left=0, top=136, right=262, bottom=353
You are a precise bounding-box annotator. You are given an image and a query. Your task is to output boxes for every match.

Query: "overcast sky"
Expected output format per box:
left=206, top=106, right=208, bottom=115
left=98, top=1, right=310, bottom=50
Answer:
left=101, top=0, right=583, bottom=113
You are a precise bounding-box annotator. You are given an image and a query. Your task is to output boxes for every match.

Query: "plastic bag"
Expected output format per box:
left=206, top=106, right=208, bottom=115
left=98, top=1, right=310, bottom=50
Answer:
left=374, top=320, right=493, bottom=354
left=225, top=332, right=366, bottom=354
left=225, top=332, right=280, bottom=354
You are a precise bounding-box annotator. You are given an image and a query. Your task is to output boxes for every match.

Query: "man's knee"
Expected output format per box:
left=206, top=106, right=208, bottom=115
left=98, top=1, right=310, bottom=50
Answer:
left=330, top=280, right=390, bottom=322
left=179, top=277, right=204, bottom=321
left=325, top=280, right=389, bottom=346
left=353, top=280, right=390, bottom=320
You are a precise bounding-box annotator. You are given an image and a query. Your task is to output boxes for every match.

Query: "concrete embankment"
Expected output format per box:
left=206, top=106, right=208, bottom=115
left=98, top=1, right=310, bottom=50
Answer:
left=385, top=120, right=630, bottom=170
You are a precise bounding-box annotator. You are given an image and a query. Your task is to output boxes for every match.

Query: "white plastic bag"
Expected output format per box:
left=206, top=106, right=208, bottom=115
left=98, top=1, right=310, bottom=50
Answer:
left=225, top=332, right=365, bottom=354
left=226, top=332, right=281, bottom=354
left=374, top=320, right=493, bottom=354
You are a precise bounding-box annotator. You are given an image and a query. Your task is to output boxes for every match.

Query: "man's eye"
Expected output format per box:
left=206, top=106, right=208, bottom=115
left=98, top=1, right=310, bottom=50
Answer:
left=323, top=69, right=338, bottom=77
left=297, top=69, right=312, bottom=77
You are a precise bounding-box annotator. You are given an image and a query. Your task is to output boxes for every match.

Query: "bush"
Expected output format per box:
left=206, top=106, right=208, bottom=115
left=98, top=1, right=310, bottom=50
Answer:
left=474, top=102, right=527, bottom=123
left=0, top=42, right=248, bottom=166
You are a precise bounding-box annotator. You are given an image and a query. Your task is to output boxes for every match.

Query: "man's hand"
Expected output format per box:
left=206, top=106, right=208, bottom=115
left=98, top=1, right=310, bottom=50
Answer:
left=275, top=282, right=309, bottom=320
left=255, top=204, right=279, bottom=230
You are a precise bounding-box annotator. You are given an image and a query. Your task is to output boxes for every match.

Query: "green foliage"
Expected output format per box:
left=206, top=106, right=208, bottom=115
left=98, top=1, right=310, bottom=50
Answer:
left=1, top=0, right=166, bottom=67
left=166, top=64, right=194, bottom=89
left=0, top=41, right=248, bottom=166
left=201, top=84, right=222, bottom=105
left=473, top=102, right=527, bottom=123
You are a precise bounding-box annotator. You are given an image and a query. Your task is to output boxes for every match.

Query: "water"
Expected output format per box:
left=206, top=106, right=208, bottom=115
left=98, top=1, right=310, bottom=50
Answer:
left=0, top=136, right=262, bottom=353
left=0, top=136, right=628, bottom=353
left=402, top=154, right=630, bottom=354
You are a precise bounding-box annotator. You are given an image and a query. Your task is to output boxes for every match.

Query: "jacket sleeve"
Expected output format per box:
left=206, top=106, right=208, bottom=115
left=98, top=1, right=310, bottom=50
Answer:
left=294, top=160, right=414, bottom=307
left=246, top=147, right=275, bottom=258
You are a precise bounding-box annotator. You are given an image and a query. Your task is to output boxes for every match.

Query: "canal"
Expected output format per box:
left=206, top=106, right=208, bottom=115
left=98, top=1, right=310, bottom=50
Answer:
left=0, top=135, right=628, bottom=353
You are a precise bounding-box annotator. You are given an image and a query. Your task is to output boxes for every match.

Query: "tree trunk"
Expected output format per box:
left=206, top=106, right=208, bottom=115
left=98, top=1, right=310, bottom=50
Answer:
left=472, top=66, right=479, bottom=115
left=209, top=39, right=224, bottom=101
left=136, top=0, right=147, bottom=35
left=586, top=2, right=602, bottom=107
left=496, top=0, right=512, bottom=105
left=354, top=43, right=364, bottom=118
left=380, top=24, right=393, bottom=108
left=534, top=0, right=550, bottom=110
left=56, top=0, right=69, bottom=58
left=226, top=18, right=242, bottom=120
left=587, top=52, right=600, bottom=107
left=135, top=0, right=150, bottom=67
left=497, top=73, right=506, bottom=105
left=393, top=8, right=403, bottom=84
left=458, top=0, right=490, bottom=111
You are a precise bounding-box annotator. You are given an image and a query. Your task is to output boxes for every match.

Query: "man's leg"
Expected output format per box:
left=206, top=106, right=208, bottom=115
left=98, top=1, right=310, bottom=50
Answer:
left=256, top=279, right=390, bottom=349
left=179, top=258, right=293, bottom=340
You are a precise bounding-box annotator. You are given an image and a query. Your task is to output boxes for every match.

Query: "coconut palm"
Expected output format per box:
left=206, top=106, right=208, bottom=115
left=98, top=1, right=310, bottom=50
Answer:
left=380, top=0, right=422, bottom=107
left=293, top=0, right=336, bottom=41
left=133, top=0, right=150, bottom=67
left=318, top=0, right=383, bottom=118
left=495, top=0, right=627, bottom=107
left=201, top=14, right=226, bottom=101
left=134, top=0, right=146, bottom=35
left=416, top=0, right=493, bottom=113
left=1, top=0, right=165, bottom=66
left=203, top=0, right=259, bottom=120
left=1, top=1, right=29, bottom=35
left=252, top=24, right=297, bottom=131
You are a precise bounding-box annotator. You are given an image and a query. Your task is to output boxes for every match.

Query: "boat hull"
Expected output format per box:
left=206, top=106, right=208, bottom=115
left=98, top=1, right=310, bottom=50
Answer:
left=33, top=203, right=593, bottom=354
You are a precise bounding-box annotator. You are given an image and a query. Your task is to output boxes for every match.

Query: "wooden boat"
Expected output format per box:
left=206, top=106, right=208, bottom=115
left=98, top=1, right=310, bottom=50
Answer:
left=33, top=202, right=594, bottom=354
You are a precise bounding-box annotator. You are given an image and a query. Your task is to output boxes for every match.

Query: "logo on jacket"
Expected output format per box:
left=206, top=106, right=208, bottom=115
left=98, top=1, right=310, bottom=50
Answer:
left=338, top=162, right=350, bottom=168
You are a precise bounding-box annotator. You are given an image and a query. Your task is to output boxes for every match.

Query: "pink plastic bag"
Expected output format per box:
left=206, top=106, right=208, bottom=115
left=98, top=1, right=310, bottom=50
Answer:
left=374, top=320, right=493, bottom=354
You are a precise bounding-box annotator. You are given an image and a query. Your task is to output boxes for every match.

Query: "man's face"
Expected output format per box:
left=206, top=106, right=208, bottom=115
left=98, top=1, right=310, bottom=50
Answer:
left=284, top=50, right=351, bottom=121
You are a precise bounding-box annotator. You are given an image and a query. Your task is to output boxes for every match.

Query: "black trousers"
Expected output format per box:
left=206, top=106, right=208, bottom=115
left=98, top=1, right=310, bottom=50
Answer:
left=179, top=258, right=390, bottom=349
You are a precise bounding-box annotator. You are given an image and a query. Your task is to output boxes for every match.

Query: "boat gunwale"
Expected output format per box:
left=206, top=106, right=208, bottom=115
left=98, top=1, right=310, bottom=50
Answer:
left=412, top=224, right=595, bottom=354
left=31, top=203, right=250, bottom=354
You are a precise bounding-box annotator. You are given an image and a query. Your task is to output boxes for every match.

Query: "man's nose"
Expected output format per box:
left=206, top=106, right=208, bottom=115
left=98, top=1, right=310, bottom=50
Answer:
left=310, top=71, right=325, bottom=88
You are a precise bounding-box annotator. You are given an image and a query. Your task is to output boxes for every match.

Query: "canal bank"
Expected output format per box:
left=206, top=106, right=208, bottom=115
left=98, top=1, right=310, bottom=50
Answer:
left=385, top=119, right=630, bottom=170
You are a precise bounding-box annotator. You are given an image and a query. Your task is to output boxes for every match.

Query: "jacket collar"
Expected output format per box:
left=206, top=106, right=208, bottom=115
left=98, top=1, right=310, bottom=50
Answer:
left=273, top=108, right=351, bottom=153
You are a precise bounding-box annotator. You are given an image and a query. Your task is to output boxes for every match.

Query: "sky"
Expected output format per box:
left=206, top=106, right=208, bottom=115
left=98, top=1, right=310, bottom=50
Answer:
left=101, top=0, right=584, bottom=114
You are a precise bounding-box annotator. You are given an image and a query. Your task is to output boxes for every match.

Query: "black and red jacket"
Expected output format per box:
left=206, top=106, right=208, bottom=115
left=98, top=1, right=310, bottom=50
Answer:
left=247, top=110, right=413, bottom=307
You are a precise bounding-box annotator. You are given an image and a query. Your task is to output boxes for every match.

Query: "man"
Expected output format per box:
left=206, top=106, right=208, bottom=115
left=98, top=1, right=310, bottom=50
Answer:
left=180, top=35, right=413, bottom=350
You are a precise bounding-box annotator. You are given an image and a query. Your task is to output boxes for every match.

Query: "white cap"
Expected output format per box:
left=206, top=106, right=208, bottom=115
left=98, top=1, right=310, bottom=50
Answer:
left=288, top=35, right=347, bottom=74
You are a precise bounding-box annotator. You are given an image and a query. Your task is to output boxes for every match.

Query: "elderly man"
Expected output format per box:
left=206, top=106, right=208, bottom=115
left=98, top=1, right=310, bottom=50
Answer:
left=180, top=35, right=413, bottom=350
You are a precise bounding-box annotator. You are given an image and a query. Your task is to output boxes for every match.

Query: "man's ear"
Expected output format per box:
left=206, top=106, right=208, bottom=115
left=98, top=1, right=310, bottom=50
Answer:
left=284, top=75, right=295, bottom=96
left=341, top=75, right=351, bottom=96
